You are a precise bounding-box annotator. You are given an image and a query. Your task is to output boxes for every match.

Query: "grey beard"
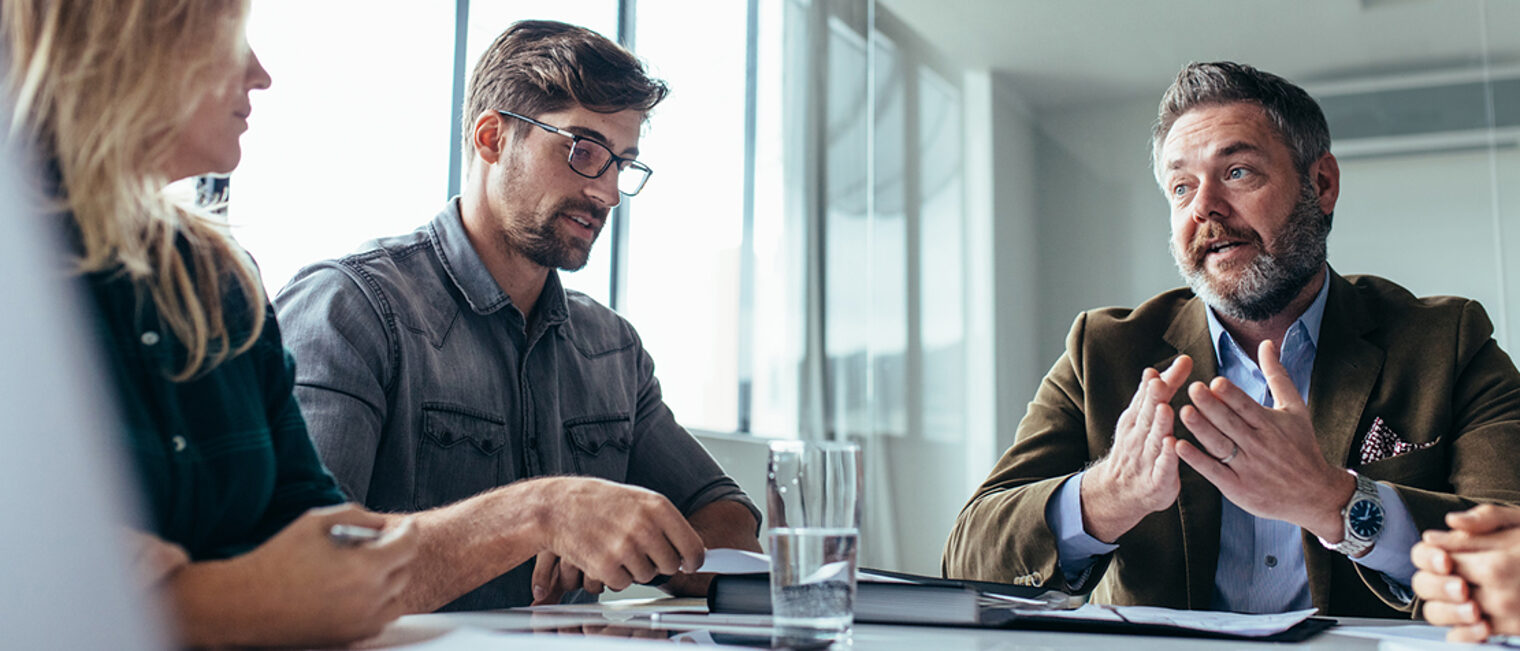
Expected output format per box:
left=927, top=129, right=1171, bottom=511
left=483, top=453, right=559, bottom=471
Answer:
left=1172, top=183, right=1329, bottom=322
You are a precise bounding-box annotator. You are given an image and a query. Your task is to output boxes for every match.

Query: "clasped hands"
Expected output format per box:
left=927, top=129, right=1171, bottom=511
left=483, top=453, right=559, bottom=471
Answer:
left=1412, top=504, right=1520, bottom=642
left=1081, top=340, right=1355, bottom=544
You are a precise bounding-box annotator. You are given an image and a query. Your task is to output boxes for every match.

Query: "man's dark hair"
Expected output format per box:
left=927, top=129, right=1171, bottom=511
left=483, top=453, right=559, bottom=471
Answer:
left=1151, top=61, right=1331, bottom=184
left=463, top=19, right=668, bottom=149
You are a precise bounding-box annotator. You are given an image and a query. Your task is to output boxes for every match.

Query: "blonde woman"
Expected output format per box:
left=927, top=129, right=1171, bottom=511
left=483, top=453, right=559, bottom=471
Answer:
left=3, top=1, right=417, bottom=646
left=5, top=2, right=732, bottom=644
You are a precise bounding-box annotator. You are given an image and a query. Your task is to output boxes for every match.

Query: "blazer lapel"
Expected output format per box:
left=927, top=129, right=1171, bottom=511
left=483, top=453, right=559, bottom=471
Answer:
left=1162, top=296, right=1224, bottom=610
left=1302, top=270, right=1386, bottom=610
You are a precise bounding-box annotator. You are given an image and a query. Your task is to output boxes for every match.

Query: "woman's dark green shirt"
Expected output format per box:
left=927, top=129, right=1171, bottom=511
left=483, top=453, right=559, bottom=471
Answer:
left=88, top=270, right=346, bottom=560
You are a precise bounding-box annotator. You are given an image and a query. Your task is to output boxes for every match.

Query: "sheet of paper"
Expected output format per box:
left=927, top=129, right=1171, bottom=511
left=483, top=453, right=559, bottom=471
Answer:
left=695, top=548, right=770, bottom=574
left=1011, top=603, right=1125, bottom=622
left=371, top=627, right=674, bottom=649
left=978, top=591, right=1068, bottom=608
left=1110, top=605, right=1317, bottom=636
left=694, top=548, right=916, bottom=583
left=519, top=597, right=707, bottom=615
left=1010, top=603, right=1317, bottom=636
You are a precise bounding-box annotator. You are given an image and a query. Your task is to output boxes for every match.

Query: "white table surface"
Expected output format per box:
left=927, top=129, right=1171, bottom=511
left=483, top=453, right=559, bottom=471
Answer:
left=346, top=601, right=1460, bottom=650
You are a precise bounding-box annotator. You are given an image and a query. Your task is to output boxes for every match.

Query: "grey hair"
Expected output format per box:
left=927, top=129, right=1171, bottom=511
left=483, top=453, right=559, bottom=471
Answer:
left=1150, top=62, right=1331, bottom=187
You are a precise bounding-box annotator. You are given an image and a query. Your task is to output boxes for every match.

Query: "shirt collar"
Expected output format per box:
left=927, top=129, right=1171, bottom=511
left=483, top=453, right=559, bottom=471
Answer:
left=428, top=197, right=568, bottom=324
left=1204, top=265, right=1331, bottom=366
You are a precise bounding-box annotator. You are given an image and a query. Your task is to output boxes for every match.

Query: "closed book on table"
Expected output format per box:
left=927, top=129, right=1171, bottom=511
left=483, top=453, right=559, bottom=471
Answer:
left=706, top=568, right=1333, bottom=642
left=706, top=568, right=1072, bottom=626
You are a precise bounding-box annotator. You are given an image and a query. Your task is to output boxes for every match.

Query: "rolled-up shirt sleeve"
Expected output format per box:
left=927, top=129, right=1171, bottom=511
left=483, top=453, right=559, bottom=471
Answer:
left=624, top=337, right=759, bottom=532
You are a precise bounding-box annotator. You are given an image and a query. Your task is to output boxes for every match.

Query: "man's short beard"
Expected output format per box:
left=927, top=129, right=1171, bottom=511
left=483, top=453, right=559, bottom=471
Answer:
left=501, top=198, right=606, bottom=272
left=1171, top=180, right=1329, bottom=322
left=514, top=212, right=593, bottom=271
left=498, top=149, right=604, bottom=272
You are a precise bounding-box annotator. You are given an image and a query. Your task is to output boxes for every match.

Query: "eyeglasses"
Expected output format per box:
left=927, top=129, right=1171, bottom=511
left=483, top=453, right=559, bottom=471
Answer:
left=497, top=110, right=653, bottom=196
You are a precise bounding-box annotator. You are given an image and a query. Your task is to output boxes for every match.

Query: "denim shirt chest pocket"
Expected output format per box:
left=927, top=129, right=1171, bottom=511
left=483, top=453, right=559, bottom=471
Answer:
left=565, top=414, right=633, bottom=480
left=415, top=403, right=509, bottom=509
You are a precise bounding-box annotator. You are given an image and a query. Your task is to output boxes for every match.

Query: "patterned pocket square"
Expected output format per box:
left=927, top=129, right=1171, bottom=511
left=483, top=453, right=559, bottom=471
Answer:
left=1358, top=417, right=1437, bottom=465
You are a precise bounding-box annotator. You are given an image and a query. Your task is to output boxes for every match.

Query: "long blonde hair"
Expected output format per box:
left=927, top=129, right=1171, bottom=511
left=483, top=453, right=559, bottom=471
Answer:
left=5, top=0, right=265, bottom=381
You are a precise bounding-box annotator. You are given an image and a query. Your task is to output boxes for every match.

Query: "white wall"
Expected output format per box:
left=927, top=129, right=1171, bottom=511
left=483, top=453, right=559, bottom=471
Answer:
left=1335, top=148, right=1520, bottom=350
left=981, top=74, right=1047, bottom=454
left=1031, top=97, right=1178, bottom=356
left=1028, top=93, right=1520, bottom=360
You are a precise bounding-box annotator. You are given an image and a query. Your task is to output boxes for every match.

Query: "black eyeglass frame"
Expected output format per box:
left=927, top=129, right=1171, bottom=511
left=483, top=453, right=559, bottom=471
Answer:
left=497, top=109, right=653, bottom=196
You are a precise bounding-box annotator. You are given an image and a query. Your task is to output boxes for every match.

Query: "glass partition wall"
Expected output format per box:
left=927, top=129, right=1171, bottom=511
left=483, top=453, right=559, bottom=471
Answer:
left=879, top=0, right=1520, bottom=362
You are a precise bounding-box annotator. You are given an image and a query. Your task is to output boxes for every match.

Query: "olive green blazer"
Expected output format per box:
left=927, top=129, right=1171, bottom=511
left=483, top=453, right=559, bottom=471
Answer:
left=943, top=271, right=1520, bottom=617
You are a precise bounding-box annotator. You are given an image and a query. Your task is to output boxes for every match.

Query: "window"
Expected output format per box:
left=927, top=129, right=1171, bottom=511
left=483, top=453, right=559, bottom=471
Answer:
left=233, top=2, right=455, bottom=294
left=621, top=1, right=749, bottom=433
left=231, top=1, right=973, bottom=447
left=221, top=0, right=989, bottom=577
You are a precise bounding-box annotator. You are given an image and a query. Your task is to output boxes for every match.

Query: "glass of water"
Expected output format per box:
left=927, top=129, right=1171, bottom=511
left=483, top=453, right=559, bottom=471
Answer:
left=766, top=440, right=862, bottom=646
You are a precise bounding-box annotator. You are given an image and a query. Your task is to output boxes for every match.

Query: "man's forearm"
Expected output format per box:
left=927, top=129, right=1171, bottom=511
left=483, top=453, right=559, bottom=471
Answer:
left=664, top=498, right=762, bottom=597
left=390, top=480, right=550, bottom=613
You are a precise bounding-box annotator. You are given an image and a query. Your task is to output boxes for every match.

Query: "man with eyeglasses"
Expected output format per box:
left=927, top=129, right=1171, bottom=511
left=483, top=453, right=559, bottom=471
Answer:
left=275, top=20, right=761, bottom=612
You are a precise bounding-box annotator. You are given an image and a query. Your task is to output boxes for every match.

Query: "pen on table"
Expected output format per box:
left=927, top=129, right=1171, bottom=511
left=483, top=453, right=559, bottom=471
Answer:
left=328, top=523, right=384, bottom=546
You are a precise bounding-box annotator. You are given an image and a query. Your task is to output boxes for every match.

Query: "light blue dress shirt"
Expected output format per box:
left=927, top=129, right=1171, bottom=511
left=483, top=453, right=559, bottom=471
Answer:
left=1046, top=274, right=1418, bottom=612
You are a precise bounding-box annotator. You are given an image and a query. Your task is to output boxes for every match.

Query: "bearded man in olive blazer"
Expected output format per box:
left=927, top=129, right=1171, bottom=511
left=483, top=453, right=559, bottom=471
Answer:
left=943, top=62, right=1520, bottom=618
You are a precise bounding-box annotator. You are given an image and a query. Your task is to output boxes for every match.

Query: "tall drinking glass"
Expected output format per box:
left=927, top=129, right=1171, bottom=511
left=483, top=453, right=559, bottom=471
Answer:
left=766, top=440, right=862, bottom=645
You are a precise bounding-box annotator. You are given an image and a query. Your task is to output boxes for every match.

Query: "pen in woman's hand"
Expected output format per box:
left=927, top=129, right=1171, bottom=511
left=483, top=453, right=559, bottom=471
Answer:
left=328, top=523, right=384, bottom=546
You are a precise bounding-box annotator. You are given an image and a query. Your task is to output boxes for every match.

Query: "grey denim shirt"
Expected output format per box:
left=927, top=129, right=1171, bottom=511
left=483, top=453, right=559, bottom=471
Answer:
left=275, top=198, right=758, bottom=611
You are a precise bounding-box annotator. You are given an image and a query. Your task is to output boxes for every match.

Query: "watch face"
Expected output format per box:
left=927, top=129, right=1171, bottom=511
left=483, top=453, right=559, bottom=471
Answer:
left=1348, top=499, right=1384, bottom=539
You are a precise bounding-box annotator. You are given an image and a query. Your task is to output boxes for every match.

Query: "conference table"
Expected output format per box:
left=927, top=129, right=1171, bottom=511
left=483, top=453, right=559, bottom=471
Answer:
left=345, top=599, right=1462, bottom=650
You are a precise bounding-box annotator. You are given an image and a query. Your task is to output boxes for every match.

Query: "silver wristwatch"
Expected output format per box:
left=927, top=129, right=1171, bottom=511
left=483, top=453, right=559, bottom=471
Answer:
left=1321, top=471, right=1385, bottom=557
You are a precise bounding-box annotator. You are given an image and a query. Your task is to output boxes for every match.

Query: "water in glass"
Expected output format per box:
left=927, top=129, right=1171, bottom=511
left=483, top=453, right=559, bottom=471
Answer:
left=769, top=526, right=859, bottom=637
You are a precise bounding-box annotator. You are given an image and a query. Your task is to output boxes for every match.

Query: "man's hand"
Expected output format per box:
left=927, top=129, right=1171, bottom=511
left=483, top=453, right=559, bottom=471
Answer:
left=536, top=477, right=706, bottom=594
left=170, top=504, right=418, bottom=648
left=532, top=498, right=760, bottom=605
left=1413, top=505, right=1520, bottom=642
left=1081, top=355, right=1192, bottom=543
left=530, top=551, right=602, bottom=605
left=1175, top=339, right=1354, bottom=541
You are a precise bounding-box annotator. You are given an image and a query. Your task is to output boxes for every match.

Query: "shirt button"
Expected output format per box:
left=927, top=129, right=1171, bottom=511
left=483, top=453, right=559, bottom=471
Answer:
left=141, top=331, right=161, bottom=346
left=171, top=435, right=187, bottom=452
left=1265, top=555, right=1278, bottom=568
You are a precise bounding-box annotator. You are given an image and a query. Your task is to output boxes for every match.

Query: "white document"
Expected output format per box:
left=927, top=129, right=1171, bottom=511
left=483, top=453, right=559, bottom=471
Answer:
left=1011, top=603, right=1318, bottom=637
left=518, top=596, right=708, bottom=615
left=695, top=548, right=770, bottom=574
left=694, top=548, right=915, bottom=583
left=371, top=627, right=674, bottom=650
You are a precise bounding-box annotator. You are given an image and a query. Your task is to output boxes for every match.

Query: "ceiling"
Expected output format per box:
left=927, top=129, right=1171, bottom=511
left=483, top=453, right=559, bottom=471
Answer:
left=877, top=0, right=1520, bottom=110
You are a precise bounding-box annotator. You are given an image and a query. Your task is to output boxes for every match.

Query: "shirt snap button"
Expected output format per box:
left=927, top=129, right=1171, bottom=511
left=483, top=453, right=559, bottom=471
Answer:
left=1265, top=555, right=1278, bottom=568
left=171, top=435, right=187, bottom=452
left=141, top=331, right=161, bottom=346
